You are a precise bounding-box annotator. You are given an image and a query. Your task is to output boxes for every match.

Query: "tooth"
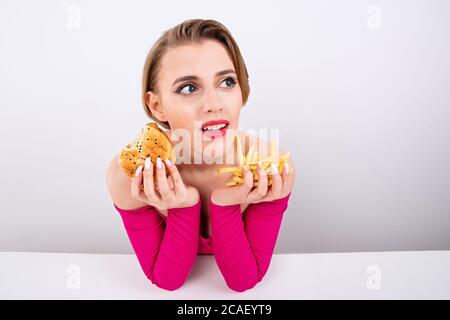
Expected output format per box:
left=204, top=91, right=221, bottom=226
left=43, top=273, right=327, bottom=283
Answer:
left=203, top=123, right=226, bottom=131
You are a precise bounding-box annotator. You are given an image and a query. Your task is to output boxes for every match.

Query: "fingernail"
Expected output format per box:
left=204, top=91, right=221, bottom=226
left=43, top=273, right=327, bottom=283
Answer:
left=165, top=159, right=172, bottom=168
left=270, top=163, right=278, bottom=175
left=156, top=157, right=162, bottom=169
left=135, top=165, right=143, bottom=176
left=145, top=157, right=151, bottom=170
left=284, top=162, right=289, bottom=174
left=242, top=165, right=248, bottom=172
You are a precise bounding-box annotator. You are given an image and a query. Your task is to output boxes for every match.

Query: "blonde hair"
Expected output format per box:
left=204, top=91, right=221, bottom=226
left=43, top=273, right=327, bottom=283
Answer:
left=141, top=19, right=251, bottom=129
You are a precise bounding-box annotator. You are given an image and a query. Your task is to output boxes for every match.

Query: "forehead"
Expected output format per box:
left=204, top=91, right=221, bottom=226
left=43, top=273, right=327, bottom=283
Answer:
left=159, top=40, right=235, bottom=83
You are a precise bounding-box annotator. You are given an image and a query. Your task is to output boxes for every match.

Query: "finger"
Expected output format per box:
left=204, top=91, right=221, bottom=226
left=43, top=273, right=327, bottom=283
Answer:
left=237, top=165, right=253, bottom=201
left=155, top=156, right=174, bottom=202
left=164, top=159, right=186, bottom=196
left=131, top=165, right=148, bottom=203
left=280, top=161, right=290, bottom=195
left=242, top=165, right=254, bottom=188
left=142, top=157, right=160, bottom=202
left=248, top=161, right=268, bottom=203
left=267, top=163, right=282, bottom=198
left=167, top=174, right=175, bottom=190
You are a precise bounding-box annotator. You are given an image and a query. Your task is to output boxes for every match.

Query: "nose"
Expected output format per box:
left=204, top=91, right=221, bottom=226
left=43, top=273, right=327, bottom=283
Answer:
left=202, top=88, right=223, bottom=113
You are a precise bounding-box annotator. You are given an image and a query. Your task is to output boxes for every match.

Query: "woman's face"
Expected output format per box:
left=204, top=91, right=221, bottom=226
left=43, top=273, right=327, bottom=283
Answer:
left=147, top=39, right=243, bottom=164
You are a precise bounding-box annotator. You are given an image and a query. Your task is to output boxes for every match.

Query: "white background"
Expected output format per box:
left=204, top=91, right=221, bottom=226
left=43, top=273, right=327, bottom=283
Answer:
left=1, top=0, right=449, bottom=254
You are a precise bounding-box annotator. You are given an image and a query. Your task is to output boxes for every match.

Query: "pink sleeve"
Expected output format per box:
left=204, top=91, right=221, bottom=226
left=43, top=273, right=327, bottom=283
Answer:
left=113, top=197, right=201, bottom=291
left=209, top=192, right=292, bottom=292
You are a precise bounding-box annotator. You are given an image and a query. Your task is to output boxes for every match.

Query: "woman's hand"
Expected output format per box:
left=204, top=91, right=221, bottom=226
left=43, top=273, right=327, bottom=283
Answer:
left=131, top=157, right=200, bottom=214
left=211, top=161, right=294, bottom=207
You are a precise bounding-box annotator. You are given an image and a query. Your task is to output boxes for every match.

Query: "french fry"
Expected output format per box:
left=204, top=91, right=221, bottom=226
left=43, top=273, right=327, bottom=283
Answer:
left=217, top=135, right=291, bottom=188
left=236, top=134, right=244, bottom=165
left=280, top=152, right=290, bottom=161
left=270, top=139, right=279, bottom=163
left=244, top=145, right=255, bottom=167
left=217, top=167, right=241, bottom=174
left=250, top=150, right=258, bottom=165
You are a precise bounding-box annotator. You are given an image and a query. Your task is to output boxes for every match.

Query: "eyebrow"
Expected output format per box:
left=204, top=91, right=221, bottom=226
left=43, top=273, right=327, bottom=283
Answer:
left=171, top=69, right=236, bottom=87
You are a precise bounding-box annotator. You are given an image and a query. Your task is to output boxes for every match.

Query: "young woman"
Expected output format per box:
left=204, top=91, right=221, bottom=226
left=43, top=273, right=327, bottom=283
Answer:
left=106, top=19, right=296, bottom=292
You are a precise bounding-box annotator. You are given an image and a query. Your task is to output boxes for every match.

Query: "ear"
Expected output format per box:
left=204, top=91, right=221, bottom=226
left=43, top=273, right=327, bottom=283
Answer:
left=145, top=91, right=168, bottom=122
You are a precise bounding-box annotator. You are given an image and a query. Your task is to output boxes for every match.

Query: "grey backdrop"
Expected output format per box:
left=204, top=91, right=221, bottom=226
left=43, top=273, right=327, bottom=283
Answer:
left=1, top=0, right=449, bottom=254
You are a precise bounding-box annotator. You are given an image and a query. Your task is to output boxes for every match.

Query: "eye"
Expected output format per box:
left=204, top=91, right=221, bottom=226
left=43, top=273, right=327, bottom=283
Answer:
left=175, top=77, right=238, bottom=96
left=176, top=83, right=198, bottom=96
left=220, top=77, right=238, bottom=88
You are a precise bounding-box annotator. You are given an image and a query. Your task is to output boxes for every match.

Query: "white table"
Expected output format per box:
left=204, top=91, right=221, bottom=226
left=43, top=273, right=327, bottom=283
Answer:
left=0, top=251, right=449, bottom=299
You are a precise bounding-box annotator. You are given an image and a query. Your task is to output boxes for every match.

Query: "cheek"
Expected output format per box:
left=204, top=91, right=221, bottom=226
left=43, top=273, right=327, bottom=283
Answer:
left=229, top=85, right=243, bottom=108
left=166, top=104, right=197, bottom=128
left=217, top=87, right=242, bottom=111
left=228, top=93, right=243, bottom=117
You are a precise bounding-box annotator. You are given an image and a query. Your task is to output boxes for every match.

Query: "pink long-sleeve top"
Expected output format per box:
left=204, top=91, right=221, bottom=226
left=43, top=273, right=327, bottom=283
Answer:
left=113, top=192, right=291, bottom=292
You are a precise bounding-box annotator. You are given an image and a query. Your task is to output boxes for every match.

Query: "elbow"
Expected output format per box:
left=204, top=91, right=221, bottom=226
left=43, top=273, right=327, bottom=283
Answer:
left=153, top=279, right=185, bottom=291
left=223, top=268, right=268, bottom=292
left=219, top=266, right=266, bottom=293
left=225, top=278, right=260, bottom=293
left=222, top=263, right=270, bottom=292
left=146, top=272, right=187, bottom=291
left=144, top=255, right=197, bottom=291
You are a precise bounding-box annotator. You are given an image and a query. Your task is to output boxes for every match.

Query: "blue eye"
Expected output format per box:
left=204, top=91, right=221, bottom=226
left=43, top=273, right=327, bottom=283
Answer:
left=177, top=83, right=198, bottom=95
left=220, top=77, right=238, bottom=88
left=175, top=77, right=237, bottom=96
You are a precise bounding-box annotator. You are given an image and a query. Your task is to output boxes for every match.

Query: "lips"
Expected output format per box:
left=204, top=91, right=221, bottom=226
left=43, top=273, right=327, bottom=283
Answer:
left=200, top=119, right=229, bottom=139
left=201, top=119, right=229, bottom=130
